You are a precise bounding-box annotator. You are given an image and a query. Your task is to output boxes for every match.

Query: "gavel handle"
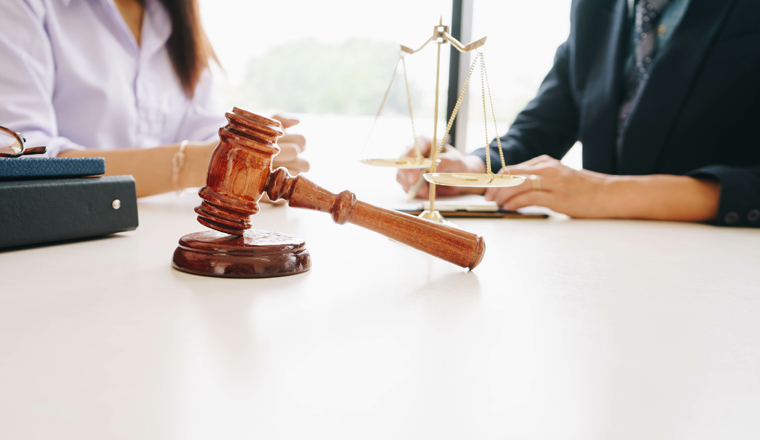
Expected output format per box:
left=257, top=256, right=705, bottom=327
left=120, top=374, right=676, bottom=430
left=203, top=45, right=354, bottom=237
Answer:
left=266, top=168, right=485, bottom=270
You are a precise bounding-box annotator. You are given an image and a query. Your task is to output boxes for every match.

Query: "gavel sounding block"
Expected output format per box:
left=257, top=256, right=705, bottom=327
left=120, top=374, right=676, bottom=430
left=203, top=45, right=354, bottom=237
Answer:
left=172, top=229, right=311, bottom=278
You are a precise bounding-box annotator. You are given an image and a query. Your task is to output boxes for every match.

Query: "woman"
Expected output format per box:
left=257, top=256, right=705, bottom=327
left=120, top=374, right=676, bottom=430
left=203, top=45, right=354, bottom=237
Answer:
left=0, top=0, right=307, bottom=197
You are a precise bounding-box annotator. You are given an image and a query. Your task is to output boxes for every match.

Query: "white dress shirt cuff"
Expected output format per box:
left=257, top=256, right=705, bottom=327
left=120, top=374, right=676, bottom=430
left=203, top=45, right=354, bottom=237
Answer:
left=25, top=132, right=87, bottom=158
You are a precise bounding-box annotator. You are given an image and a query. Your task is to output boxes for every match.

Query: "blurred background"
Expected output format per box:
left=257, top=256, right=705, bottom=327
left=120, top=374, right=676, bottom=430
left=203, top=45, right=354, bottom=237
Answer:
left=198, top=0, right=578, bottom=176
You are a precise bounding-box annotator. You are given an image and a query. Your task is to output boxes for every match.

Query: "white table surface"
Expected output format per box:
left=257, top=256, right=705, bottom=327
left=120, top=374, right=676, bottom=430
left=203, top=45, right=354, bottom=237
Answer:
left=2, top=139, right=760, bottom=439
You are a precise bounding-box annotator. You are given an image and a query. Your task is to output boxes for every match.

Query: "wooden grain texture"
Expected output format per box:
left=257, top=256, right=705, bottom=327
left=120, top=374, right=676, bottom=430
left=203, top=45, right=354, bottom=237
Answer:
left=195, top=107, right=284, bottom=235
left=266, top=168, right=485, bottom=269
left=194, top=107, right=486, bottom=270
left=172, top=229, right=311, bottom=278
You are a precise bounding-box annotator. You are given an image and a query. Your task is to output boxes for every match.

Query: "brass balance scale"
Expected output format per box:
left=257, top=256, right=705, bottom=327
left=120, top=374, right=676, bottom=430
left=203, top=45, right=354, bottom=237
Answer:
left=360, top=18, right=525, bottom=223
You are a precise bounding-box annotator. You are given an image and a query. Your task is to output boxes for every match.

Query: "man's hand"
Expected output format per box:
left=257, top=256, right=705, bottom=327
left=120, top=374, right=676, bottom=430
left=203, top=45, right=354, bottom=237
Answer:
left=395, top=136, right=487, bottom=198
left=484, top=155, right=611, bottom=218
left=483, top=154, right=723, bottom=222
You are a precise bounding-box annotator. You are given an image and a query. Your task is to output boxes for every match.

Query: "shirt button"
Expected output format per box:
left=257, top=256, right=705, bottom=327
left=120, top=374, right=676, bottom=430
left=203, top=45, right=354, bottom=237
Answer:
left=658, top=25, right=667, bottom=36
left=747, top=209, right=760, bottom=223
left=724, top=211, right=740, bottom=225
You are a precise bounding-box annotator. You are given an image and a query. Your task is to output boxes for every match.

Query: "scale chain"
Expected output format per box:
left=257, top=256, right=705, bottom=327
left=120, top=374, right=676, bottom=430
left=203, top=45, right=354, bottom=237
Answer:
left=428, top=53, right=508, bottom=180
left=401, top=56, right=422, bottom=159
left=360, top=55, right=423, bottom=161
left=360, top=56, right=403, bottom=159
left=429, top=53, right=481, bottom=174
left=482, top=53, right=509, bottom=175
left=479, top=52, right=492, bottom=178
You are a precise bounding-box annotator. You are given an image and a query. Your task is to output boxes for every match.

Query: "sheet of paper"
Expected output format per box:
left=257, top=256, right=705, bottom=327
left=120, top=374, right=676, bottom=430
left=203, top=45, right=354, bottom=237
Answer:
left=421, top=198, right=499, bottom=212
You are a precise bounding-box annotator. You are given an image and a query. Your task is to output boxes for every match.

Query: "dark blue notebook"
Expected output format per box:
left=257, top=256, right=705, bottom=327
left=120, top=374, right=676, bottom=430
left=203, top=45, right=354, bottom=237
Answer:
left=0, top=157, right=105, bottom=179
left=0, top=175, right=138, bottom=249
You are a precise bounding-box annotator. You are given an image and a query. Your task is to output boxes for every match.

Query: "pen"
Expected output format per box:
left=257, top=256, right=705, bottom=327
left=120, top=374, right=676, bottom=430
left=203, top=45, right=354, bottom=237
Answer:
left=406, top=175, right=425, bottom=201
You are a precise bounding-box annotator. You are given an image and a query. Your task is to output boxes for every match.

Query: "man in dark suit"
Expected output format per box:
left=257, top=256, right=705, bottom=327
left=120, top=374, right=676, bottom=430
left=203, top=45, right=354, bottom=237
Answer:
left=397, top=0, right=760, bottom=227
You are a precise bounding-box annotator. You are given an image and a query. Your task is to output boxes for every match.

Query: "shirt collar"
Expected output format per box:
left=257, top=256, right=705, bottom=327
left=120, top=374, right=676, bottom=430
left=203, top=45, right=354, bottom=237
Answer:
left=62, top=0, right=173, bottom=58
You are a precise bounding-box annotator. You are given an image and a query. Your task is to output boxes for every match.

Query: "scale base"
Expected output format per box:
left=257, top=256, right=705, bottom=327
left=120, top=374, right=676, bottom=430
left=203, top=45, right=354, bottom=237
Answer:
left=172, top=229, right=311, bottom=278
left=418, top=210, right=456, bottom=227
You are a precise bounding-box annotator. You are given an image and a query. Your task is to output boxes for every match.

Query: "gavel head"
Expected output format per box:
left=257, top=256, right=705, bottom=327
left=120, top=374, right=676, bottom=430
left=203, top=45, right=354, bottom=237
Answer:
left=195, top=107, right=284, bottom=235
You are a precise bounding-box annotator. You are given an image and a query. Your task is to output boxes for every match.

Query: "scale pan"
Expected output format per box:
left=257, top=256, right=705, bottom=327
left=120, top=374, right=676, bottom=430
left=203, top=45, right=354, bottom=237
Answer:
left=423, top=173, right=526, bottom=187
left=360, top=157, right=435, bottom=169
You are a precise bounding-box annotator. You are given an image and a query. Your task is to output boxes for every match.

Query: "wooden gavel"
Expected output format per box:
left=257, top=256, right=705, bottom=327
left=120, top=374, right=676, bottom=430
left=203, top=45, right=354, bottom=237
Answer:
left=192, top=107, right=485, bottom=270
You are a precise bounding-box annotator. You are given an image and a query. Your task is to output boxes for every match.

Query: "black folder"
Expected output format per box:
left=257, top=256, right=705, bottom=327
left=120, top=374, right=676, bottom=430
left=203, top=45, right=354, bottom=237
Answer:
left=0, top=176, right=138, bottom=249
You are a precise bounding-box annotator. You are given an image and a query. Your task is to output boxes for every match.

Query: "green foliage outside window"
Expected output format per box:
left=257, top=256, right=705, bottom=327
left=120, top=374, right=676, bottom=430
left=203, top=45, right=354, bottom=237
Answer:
left=239, top=39, right=421, bottom=116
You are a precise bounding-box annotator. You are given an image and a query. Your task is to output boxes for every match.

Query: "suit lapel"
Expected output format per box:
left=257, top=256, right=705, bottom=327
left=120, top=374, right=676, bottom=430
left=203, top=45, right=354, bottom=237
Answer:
left=618, top=0, right=737, bottom=174
left=579, top=0, right=628, bottom=174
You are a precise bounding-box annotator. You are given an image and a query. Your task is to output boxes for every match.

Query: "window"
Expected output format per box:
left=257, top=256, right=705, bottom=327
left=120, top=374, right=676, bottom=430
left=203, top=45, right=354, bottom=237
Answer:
left=200, top=0, right=578, bottom=173
left=201, top=0, right=452, bottom=156
left=450, top=0, right=578, bottom=167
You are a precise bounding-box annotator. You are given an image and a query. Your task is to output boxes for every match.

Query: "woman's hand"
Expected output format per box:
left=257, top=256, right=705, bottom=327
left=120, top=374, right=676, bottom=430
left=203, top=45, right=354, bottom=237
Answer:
left=396, top=136, right=487, bottom=198
left=272, top=114, right=309, bottom=176
left=262, top=114, right=310, bottom=205
left=484, top=155, right=611, bottom=218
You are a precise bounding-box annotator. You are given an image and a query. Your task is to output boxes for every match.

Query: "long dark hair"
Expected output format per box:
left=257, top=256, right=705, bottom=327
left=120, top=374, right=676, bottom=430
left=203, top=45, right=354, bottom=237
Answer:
left=156, top=0, right=219, bottom=97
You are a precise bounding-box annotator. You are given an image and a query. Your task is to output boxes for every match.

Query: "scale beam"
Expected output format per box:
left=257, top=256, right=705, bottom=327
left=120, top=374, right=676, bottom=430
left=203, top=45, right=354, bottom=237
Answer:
left=445, top=35, right=487, bottom=53
left=400, top=24, right=486, bottom=54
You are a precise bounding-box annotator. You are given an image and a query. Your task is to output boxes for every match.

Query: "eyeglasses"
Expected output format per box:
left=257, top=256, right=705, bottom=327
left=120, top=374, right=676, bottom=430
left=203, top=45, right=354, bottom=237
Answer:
left=0, top=126, right=46, bottom=157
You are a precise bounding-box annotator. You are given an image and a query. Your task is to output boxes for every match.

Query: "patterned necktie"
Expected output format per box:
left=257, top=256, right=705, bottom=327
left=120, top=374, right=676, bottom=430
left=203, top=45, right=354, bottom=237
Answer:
left=617, top=0, right=672, bottom=149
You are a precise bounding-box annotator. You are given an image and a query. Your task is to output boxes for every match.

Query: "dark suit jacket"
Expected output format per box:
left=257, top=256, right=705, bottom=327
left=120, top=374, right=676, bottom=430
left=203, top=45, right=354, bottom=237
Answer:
left=473, top=0, right=760, bottom=227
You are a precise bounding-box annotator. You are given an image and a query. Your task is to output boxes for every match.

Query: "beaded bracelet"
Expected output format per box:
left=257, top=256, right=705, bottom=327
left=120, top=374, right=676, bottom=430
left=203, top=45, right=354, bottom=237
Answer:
left=172, top=140, right=189, bottom=195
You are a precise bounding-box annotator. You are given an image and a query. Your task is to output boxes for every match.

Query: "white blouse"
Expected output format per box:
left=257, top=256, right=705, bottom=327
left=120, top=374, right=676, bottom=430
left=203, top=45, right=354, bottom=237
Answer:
left=0, top=0, right=227, bottom=157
